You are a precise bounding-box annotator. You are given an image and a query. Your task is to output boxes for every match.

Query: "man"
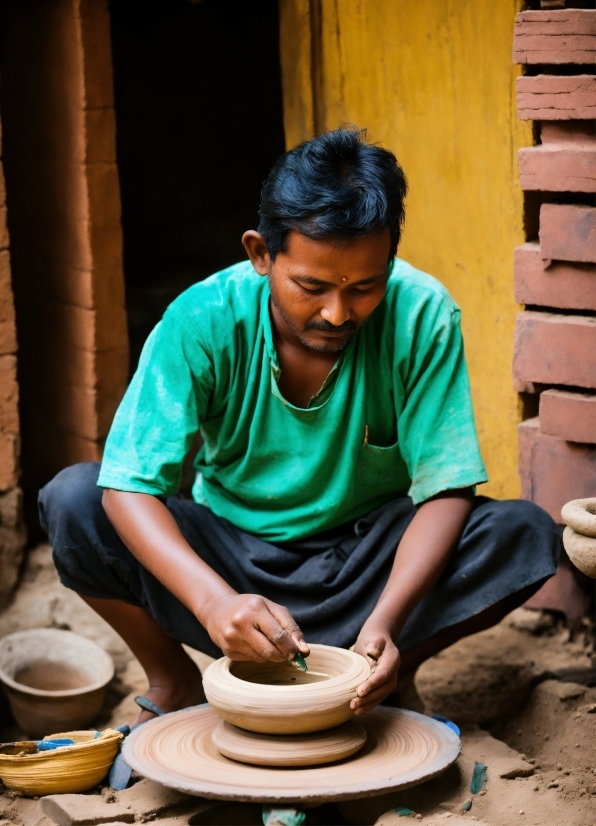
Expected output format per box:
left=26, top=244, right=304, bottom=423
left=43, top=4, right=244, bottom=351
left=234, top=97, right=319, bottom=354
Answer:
left=40, top=127, right=559, bottom=725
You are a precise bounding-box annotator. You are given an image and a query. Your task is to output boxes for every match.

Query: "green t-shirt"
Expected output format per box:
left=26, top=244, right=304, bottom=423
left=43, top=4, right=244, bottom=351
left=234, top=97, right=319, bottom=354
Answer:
left=98, top=258, right=487, bottom=542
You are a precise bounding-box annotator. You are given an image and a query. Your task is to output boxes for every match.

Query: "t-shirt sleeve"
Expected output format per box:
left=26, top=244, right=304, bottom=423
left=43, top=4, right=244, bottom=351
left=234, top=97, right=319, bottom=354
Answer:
left=97, top=307, right=214, bottom=497
left=397, top=294, right=488, bottom=504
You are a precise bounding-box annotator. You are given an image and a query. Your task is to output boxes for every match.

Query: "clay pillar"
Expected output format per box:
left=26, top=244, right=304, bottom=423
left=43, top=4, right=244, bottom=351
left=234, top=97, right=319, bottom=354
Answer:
left=0, top=0, right=129, bottom=527
left=0, top=109, right=26, bottom=607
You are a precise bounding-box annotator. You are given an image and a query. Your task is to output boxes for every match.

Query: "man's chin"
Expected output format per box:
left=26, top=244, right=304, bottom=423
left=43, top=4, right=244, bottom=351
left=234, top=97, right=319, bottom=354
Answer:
left=299, top=334, right=352, bottom=354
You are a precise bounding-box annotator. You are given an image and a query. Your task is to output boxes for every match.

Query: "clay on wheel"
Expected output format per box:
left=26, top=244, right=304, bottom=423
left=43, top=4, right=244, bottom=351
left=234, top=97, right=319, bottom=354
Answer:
left=202, top=643, right=370, bottom=734
left=211, top=718, right=367, bottom=767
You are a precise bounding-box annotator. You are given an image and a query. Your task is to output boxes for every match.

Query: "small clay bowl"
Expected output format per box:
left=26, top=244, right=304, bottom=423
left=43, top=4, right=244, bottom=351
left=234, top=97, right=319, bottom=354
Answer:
left=0, top=729, right=123, bottom=796
left=0, top=629, right=115, bottom=738
left=202, top=643, right=370, bottom=735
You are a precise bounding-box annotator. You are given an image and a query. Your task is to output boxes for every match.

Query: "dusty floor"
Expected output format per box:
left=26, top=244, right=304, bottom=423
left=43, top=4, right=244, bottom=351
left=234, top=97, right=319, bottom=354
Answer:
left=0, top=544, right=594, bottom=826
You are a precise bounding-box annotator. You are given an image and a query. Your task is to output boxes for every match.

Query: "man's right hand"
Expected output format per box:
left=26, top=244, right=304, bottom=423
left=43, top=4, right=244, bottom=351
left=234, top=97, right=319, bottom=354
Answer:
left=206, top=593, right=310, bottom=663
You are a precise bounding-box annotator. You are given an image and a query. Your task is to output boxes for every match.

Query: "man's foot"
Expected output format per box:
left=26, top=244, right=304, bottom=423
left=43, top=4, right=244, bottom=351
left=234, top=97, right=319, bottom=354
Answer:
left=133, top=661, right=207, bottom=726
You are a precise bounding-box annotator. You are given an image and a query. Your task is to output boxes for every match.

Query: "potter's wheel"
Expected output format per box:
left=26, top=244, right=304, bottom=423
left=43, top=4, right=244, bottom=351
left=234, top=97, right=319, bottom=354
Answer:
left=211, top=717, right=367, bottom=767
left=123, top=704, right=461, bottom=804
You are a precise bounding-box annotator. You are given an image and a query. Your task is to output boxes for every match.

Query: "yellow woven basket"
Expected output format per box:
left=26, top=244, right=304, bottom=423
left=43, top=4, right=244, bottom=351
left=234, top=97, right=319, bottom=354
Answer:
left=0, top=729, right=123, bottom=796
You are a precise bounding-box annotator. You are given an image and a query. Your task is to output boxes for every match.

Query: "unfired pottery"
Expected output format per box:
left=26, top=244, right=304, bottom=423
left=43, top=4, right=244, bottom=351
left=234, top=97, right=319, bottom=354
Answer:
left=211, top=718, right=367, bottom=767
left=123, top=704, right=461, bottom=803
left=0, top=728, right=123, bottom=796
left=0, top=629, right=115, bottom=737
left=202, top=644, right=370, bottom=734
left=561, top=498, right=596, bottom=579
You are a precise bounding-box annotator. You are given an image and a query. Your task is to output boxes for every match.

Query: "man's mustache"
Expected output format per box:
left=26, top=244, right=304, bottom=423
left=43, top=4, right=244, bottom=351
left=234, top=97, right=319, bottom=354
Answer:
left=304, top=319, right=358, bottom=334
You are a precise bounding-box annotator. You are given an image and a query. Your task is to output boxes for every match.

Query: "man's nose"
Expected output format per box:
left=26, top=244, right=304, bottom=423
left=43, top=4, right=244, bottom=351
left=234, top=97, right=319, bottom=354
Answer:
left=320, top=294, right=351, bottom=327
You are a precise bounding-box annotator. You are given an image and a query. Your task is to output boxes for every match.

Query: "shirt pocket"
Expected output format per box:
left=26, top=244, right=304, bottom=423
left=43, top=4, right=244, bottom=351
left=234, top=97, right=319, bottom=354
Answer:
left=357, top=441, right=402, bottom=487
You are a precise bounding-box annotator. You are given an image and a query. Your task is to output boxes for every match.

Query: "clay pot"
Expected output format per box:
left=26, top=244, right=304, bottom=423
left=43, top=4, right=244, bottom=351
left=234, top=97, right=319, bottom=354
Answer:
left=561, top=498, right=596, bottom=580
left=0, top=629, right=114, bottom=738
left=0, top=728, right=123, bottom=796
left=202, top=643, right=370, bottom=735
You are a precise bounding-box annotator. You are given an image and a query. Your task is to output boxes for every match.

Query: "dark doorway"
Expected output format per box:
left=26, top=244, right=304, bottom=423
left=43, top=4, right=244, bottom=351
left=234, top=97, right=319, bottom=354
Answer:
left=110, top=0, right=286, bottom=372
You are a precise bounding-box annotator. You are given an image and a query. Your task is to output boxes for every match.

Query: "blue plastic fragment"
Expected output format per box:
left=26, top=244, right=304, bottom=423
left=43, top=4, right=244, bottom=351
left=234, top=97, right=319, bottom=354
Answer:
left=116, top=724, right=131, bottom=736
left=432, top=714, right=461, bottom=736
left=262, top=806, right=306, bottom=826
left=462, top=799, right=473, bottom=812
left=470, top=762, right=488, bottom=794
left=36, top=739, right=75, bottom=751
left=394, top=807, right=413, bottom=817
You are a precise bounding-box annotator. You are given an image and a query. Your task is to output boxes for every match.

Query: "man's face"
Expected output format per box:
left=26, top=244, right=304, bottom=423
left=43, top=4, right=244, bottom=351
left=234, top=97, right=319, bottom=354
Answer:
left=266, top=229, right=391, bottom=354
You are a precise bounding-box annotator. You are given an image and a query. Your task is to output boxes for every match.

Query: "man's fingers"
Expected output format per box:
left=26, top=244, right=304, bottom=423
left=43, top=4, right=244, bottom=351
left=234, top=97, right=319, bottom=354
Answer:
left=356, top=659, right=396, bottom=697
left=265, top=602, right=309, bottom=658
left=351, top=677, right=397, bottom=713
left=223, top=648, right=268, bottom=663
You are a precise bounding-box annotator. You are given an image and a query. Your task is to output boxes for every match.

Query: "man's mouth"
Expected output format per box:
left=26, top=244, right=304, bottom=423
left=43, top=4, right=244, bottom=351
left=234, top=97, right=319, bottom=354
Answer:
left=305, top=320, right=358, bottom=335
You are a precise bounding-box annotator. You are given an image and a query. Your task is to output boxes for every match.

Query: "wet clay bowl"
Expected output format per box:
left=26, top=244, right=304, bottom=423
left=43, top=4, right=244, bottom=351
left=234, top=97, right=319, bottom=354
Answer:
left=0, top=629, right=114, bottom=738
left=0, top=728, right=123, bottom=796
left=202, top=643, right=370, bottom=735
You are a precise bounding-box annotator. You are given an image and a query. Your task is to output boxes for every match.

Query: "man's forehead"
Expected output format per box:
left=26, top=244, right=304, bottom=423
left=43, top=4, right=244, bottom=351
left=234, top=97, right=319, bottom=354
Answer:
left=279, top=228, right=392, bottom=270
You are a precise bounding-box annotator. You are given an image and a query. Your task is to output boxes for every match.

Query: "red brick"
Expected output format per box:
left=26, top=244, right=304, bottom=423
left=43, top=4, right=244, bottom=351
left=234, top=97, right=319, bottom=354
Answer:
left=513, top=311, right=596, bottom=388
left=518, top=417, right=595, bottom=523
left=86, top=162, right=122, bottom=230
left=0, top=355, right=19, bottom=433
left=513, top=10, right=596, bottom=65
left=540, top=203, right=596, bottom=264
left=540, top=389, right=595, bottom=443
left=0, top=205, right=9, bottom=250
left=46, top=384, right=98, bottom=441
left=0, top=432, right=19, bottom=491
left=0, top=163, right=5, bottom=207
left=80, top=0, right=116, bottom=110
left=0, top=321, right=17, bottom=355
left=514, top=242, right=596, bottom=311
left=518, top=143, right=596, bottom=192
left=85, top=107, right=117, bottom=164
left=516, top=74, right=596, bottom=120
left=36, top=264, right=94, bottom=310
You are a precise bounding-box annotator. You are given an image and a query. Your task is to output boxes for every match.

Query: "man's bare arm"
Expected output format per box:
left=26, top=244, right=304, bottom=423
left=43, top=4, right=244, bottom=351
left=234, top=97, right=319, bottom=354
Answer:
left=352, top=488, right=474, bottom=713
left=102, top=489, right=308, bottom=662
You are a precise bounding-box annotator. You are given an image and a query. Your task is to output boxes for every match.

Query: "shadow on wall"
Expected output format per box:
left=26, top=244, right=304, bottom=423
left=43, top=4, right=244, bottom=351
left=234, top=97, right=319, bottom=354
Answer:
left=110, top=0, right=286, bottom=372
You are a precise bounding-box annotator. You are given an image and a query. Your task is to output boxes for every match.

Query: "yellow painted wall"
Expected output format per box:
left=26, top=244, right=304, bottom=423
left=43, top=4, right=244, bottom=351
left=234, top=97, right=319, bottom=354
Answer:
left=279, top=0, right=532, bottom=498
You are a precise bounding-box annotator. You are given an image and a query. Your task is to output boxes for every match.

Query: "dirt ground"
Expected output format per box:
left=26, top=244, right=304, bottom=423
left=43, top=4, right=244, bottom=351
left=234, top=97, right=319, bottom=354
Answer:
left=0, top=544, right=594, bottom=826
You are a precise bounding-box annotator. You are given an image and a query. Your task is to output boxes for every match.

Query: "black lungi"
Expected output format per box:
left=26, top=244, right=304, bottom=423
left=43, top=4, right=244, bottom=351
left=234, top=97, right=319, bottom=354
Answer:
left=39, top=462, right=560, bottom=659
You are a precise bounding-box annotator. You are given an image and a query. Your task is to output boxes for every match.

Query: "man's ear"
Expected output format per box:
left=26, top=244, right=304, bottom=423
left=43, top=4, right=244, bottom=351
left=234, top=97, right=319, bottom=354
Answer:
left=242, top=231, right=270, bottom=275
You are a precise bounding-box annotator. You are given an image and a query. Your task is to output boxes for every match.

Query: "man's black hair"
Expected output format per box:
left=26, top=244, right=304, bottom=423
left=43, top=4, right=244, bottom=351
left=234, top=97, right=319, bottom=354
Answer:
left=258, top=126, right=407, bottom=261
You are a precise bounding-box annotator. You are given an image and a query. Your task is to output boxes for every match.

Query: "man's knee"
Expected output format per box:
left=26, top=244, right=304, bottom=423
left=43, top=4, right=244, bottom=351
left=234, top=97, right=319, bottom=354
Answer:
left=479, top=497, right=561, bottom=564
left=38, top=462, right=103, bottom=539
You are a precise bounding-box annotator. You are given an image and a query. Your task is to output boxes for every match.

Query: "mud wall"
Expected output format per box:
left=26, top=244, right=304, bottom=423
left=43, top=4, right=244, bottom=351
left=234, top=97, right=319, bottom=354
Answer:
left=0, top=0, right=129, bottom=532
left=279, top=0, right=533, bottom=499
left=0, top=105, right=25, bottom=607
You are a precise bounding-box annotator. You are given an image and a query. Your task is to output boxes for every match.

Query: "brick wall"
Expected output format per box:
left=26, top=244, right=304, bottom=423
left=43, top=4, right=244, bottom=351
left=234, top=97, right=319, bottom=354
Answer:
left=0, top=111, right=26, bottom=607
left=513, top=7, right=595, bottom=524
left=0, top=0, right=129, bottom=530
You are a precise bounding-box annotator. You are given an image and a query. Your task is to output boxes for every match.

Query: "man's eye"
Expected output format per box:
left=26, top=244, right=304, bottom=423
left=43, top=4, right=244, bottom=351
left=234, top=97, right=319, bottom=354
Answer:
left=300, top=285, right=324, bottom=294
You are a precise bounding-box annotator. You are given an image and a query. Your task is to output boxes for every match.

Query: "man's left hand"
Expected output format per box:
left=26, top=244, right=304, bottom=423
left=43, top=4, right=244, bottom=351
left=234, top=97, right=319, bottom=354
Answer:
left=351, top=622, right=399, bottom=714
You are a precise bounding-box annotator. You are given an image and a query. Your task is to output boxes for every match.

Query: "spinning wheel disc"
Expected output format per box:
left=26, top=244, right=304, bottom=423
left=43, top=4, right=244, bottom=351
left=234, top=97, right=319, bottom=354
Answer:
left=211, top=718, right=367, bottom=767
left=123, top=704, right=460, bottom=803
